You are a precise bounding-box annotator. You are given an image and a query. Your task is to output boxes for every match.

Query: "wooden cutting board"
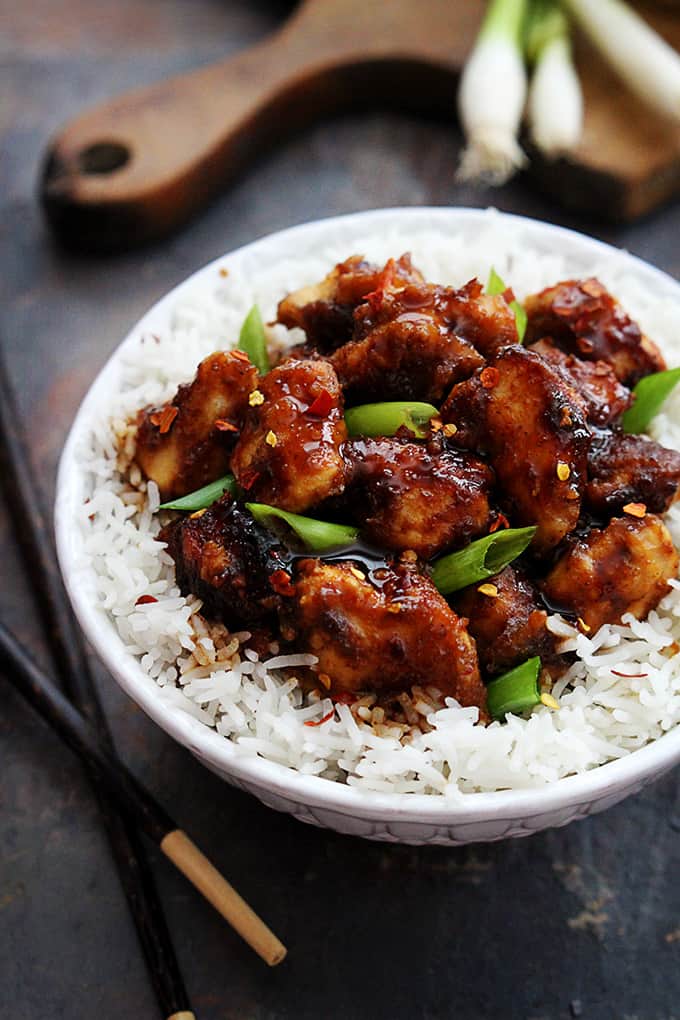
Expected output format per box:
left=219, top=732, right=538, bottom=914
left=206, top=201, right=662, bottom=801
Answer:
left=40, top=0, right=680, bottom=250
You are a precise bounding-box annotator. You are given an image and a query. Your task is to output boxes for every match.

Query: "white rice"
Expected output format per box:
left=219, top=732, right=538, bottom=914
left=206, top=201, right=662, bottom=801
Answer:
left=73, top=212, right=680, bottom=795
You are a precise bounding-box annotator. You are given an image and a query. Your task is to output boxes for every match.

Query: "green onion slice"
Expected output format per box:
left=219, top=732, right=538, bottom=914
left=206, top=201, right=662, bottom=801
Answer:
left=345, top=401, right=438, bottom=439
left=430, top=526, right=536, bottom=595
left=487, top=656, right=542, bottom=721
left=621, top=366, right=680, bottom=435
left=159, top=474, right=237, bottom=512
left=237, top=304, right=270, bottom=375
left=486, top=267, right=527, bottom=343
left=246, top=503, right=360, bottom=553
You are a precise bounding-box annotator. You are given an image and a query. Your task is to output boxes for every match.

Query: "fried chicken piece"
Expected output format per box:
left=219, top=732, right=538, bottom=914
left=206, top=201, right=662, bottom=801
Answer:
left=530, top=338, right=633, bottom=426
left=585, top=431, right=680, bottom=515
left=524, top=278, right=665, bottom=386
left=343, top=437, right=493, bottom=559
left=136, top=350, right=258, bottom=501
left=283, top=557, right=486, bottom=709
left=161, top=494, right=290, bottom=626
left=454, top=567, right=560, bottom=677
left=541, top=514, right=678, bottom=633
left=230, top=358, right=347, bottom=512
left=441, top=345, right=590, bottom=554
left=277, top=254, right=424, bottom=353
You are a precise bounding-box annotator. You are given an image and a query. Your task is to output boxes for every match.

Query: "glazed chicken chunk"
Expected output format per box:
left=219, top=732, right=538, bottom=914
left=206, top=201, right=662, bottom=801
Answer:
left=136, top=351, right=258, bottom=501
left=454, top=567, right=560, bottom=678
left=541, top=514, right=679, bottom=634
left=585, top=431, right=680, bottom=515
left=529, top=338, right=633, bottom=427
left=524, top=278, right=665, bottom=386
left=441, top=345, right=590, bottom=554
left=277, top=253, right=424, bottom=353
left=161, top=494, right=289, bottom=626
left=231, top=358, right=347, bottom=512
left=343, top=436, right=493, bottom=559
left=283, top=557, right=486, bottom=710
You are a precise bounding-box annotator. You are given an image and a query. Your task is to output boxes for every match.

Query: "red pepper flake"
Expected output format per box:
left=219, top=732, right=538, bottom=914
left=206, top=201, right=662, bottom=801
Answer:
left=240, top=470, right=260, bottom=491
left=232, top=349, right=251, bottom=363
left=215, top=419, right=239, bottom=433
left=611, top=670, right=649, bottom=678
left=489, top=513, right=510, bottom=533
left=304, top=709, right=335, bottom=728
left=364, top=259, right=397, bottom=309
left=623, top=502, right=647, bottom=519
left=307, top=389, right=334, bottom=418
left=270, top=569, right=296, bottom=597
left=150, top=405, right=178, bottom=434
left=136, top=595, right=158, bottom=606
left=576, top=337, right=594, bottom=355
left=480, top=367, right=499, bottom=389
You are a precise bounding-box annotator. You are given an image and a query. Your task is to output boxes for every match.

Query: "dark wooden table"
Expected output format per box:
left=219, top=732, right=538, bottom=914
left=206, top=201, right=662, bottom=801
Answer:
left=3, top=3, right=680, bottom=1018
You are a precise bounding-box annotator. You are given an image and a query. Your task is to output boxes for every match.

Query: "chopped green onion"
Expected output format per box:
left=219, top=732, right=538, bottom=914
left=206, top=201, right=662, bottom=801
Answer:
left=431, top=526, right=536, bottom=595
left=487, top=656, right=542, bottom=720
left=486, top=268, right=527, bottom=343
left=237, top=304, right=270, bottom=375
left=344, top=401, right=438, bottom=439
left=246, top=503, right=359, bottom=553
left=457, top=0, right=529, bottom=184
left=159, top=474, right=237, bottom=511
left=526, top=0, right=583, bottom=158
left=622, top=367, right=680, bottom=435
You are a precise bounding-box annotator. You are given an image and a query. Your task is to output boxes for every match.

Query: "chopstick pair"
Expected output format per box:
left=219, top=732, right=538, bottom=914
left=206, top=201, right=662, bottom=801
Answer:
left=0, top=350, right=286, bottom=1018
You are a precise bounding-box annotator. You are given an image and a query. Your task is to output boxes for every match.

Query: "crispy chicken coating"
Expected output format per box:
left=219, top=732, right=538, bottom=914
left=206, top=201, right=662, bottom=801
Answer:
left=541, top=514, right=678, bottom=634
left=343, top=437, right=493, bottom=559
left=524, top=278, right=665, bottom=386
left=161, top=494, right=289, bottom=626
left=530, top=338, right=633, bottom=427
left=277, top=254, right=423, bottom=353
left=230, top=358, right=347, bottom=512
left=441, top=345, right=590, bottom=554
left=454, top=566, right=560, bottom=677
left=136, top=351, right=258, bottom=501
left=283, top=558, right=486, bottom=709
left=585, top=431, right=680, bottom=515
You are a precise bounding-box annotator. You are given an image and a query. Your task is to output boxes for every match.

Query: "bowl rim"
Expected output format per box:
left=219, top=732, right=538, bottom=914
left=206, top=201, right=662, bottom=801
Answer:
left=55, top=205, right=680, bottom=823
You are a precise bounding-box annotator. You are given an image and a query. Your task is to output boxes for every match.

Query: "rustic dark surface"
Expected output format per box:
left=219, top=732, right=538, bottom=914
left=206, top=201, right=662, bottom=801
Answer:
left=3, top=3, right=680, bottom=1018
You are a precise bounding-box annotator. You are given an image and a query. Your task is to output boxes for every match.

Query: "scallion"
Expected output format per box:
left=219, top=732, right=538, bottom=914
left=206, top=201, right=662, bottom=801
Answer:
left=486, top=267, right=528, bottom=343
left=238, top=304, right=270, bottom=375
left=457, top=0, right=530, bottom=184
left=486, top=656, right=542, bottom=720
left=159, top=474, right=237, bottom=512
left=563, top=0, right=680, bottom=123
left=245, top=503, right=359, bottom=553
left=621, top=366, right=680, bottom=434
left=431, top=526, right=536, bottom=595
left=526, top=0, right=583, bottom=158
left=344, top=401, right=439, bottom=439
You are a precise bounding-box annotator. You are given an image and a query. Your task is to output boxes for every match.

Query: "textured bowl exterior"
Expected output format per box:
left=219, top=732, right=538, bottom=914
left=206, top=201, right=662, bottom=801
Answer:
left=56, top=207, right=680, bottom=846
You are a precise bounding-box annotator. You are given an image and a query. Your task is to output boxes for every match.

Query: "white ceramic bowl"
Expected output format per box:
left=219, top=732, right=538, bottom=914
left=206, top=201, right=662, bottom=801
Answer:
left=56, top=208, right=680, bottom=845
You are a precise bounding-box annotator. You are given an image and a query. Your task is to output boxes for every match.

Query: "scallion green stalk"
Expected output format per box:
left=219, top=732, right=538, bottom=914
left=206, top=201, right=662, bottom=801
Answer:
left=622, top=366, right=680, bottom=434
left=526, top=0, right=583, bottom=157
left=430, top=526, right=536, bottom=595
left=487, top=656, right=542, bottom=720
left=344, top=401, right=438, bottom=439
left=246, top=503, right=359, bottom=553
left=238, top=304, right=270, bottom=375
left=486, top=267, right=528, bottom=342
left=159, top=474, right=237, bottom=511
left=457, top=0, right=530, bottom=184
left=563, top=0, right=680, bottom=123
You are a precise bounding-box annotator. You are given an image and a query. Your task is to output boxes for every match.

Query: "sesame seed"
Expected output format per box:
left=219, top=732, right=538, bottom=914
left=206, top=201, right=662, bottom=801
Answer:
left=349, top=566, right=365, bottom=581
left=477, top=583, right=498, bottom=597
left=443, top=423, right=458, bottom=437
left=430, top=418, right=443, bottom=432
left=265, top=430, right=278, bottom=447
left=190, top=508, right=207, bottom=520
left=249, top=389, right=265, bottom=406
left=556, top=461, right=571, bottom=481
left=540, top=692, right=560, bottom=710
left=577, top=617, right=591, bottom=633
left=623, top=502, right=647, bottom=518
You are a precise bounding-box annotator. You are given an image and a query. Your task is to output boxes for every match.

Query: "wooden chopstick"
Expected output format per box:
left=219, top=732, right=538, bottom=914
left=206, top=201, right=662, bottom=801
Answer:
left=0, top=351, right=195, bottom=1017
left=0, top=619, right=287, bottom=966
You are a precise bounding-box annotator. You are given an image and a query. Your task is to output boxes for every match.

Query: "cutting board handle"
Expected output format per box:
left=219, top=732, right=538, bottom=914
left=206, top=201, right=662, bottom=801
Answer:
left=40, top=0, right=480, bottom=250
